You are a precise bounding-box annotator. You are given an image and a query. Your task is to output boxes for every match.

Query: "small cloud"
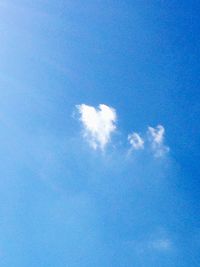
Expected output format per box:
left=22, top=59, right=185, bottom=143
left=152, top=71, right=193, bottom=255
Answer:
left=76, top=104, right=117, bottom=150
left=149, top=238, right=172, bottom=251
left=132, top=234, right=173, bottom=256
left=148, top=125, right=164, bottom=144
left=128, top=132, right=144, bottom=150
left=148, top=125, right=169, bottom=157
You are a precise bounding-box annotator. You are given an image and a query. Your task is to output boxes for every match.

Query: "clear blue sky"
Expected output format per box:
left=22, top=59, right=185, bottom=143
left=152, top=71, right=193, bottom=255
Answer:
left=0, top=1, right=200, bottom=266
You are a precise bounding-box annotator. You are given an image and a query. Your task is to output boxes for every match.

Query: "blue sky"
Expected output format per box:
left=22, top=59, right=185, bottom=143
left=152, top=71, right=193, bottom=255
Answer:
left=0, top=0, right=200, bottom=266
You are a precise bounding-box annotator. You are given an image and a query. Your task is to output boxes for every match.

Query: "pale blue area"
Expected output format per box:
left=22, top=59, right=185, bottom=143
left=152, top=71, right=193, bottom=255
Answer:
left=0, top=1, right=199, bottom=266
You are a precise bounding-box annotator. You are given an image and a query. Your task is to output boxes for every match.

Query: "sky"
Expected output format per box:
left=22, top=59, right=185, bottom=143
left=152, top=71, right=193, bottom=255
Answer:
left=0, top=0, right=200, bottom=266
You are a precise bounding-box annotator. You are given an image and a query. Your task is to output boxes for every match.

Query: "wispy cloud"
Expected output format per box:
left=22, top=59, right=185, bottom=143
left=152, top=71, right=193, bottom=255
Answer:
left=132, top=233, right=173, bottom=255
left=149, top=238, right=172, bottom=251
left=76, top=104, right=117, bottom=150
left=148, top=125, right=169, bottom=157
left=128, top=132, right=144, bottom=150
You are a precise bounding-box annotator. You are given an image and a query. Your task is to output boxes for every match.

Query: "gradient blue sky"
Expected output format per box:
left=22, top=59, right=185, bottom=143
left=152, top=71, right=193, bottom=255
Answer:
left=0, top=1, right=200, bottom=266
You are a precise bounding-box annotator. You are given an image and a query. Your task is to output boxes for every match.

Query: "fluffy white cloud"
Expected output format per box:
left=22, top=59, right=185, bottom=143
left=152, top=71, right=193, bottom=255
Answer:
left=77, top=104, right=117, bottom=150
left=148, top=125, right=169, bottom=157
left=128, top=132, right=144, bottom=150
left=76, top=105, right=169, bottom=156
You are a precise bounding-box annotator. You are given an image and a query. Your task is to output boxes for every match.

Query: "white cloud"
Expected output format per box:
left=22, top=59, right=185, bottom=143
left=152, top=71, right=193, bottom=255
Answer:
left=128, top=132, right=144, bottom=150
left=149, top=238, right=172, bottom=251
left=148, top=125, right=169, bottom=157
left=148, top=125, right=164, bottom=144
left=76, top=104, right=117, bottom=150
left=76, top=106, right=169, bottom=156
left=132, top=236, right=173, bottom=256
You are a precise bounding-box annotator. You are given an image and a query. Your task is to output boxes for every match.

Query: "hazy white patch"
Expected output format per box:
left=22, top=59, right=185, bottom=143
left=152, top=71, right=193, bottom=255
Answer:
left=128, top=132, right=144, bottom=150
left=149, top=238, right=172, bottom=251
left=131, top=234, right=173, bottom=256
left=148, top=125, right=165, bottom=144
left=148, top=125, right=169, bottom=157
left=76, top=104, right=117, bottom=150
